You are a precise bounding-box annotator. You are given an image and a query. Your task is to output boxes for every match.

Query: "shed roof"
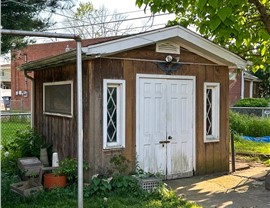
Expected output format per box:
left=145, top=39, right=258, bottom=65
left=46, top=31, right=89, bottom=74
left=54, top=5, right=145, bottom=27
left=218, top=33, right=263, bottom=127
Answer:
left=244, top=71, right=261, bottom=82
left=19, top=26, right=247, bottom=71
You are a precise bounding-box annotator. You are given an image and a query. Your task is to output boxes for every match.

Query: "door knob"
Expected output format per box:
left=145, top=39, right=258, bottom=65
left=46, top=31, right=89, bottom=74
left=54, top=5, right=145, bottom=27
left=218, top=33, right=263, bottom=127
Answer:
left=168, top=136, right=172, bottom=140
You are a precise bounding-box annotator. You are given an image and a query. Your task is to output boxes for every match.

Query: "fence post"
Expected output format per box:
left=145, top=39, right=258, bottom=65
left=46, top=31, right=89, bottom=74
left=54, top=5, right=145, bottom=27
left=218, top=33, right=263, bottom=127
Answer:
left=231, top=131, right=235, bottom=172
left=20, top=99, right=23, bottom=113
left=10, top=100, right=12, bottom=112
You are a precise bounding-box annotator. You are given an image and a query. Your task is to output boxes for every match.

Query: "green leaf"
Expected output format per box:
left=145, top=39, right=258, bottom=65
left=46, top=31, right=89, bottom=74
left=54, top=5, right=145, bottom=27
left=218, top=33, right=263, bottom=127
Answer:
left=197, top=0, right=207, bottom=10
left=217, top=7, right=232, bottom=22
left=209, top=16, right=221, bottom=31
left=183, top=0, right=189, bottom=8
left=261, top=46, right=266, bottom=56
left=208, top=0, right=219, bottom=9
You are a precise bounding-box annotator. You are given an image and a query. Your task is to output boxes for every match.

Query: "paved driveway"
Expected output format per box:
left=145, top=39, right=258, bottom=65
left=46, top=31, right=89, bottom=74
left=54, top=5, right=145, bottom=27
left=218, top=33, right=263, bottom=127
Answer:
left=166, top=165, right=270, bottom=208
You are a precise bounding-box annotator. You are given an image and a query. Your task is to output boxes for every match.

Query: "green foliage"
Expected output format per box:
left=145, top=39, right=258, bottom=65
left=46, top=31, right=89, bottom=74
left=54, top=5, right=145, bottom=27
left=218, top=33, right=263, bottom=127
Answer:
left=109, top=154, right=130, bottom=175
left=234, top=98, right=269, bottom=107
left=2, top=173, right=201, bottom=208
left=1, top=127, right=48, bottom=175
left=1, top=0, right=74, bottom=53
left=265, top=159, right=270, bottom=167
left=230, top=111, right=270, bottom=137
left=86, top=174, right=113, bottom=196
left=136, top=0, right=270, bottom=71
left=53, top=158, right=89, bottom=184
left=110, top=175, right=142, bottom=196
left=7, top=127, right=46, bottom=158
left=254, top=64, right=270, bottom=97
left=1, top=173, right=21, bottom=205
left=1, top=122, right=30, bottom=147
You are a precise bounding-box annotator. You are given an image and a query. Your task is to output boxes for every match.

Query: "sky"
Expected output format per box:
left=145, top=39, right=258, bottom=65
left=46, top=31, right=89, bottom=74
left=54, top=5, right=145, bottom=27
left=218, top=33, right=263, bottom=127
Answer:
left=47, top=0, right=175, bottom=36
left=0, top=0, right=175, bottom=64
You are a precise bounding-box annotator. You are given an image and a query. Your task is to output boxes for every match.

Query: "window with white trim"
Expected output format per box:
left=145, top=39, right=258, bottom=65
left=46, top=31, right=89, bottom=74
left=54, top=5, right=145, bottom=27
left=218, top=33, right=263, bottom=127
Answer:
left=103, top=79, right=125, bottom=149
left=204, top=82, right=220, bottom=142
left=43, top=81, right=73, bottom=117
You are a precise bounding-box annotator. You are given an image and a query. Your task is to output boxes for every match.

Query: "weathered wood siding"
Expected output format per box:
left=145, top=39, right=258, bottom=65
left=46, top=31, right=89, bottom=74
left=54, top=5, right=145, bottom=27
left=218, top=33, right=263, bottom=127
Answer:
left=34, top=62, right=91, bottom=163
left=34, top=44, right=229, bottom=177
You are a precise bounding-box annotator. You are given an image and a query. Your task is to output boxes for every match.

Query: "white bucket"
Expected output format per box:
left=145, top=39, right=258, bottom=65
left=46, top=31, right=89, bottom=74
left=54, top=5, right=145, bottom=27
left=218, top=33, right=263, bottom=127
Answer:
left=52, top=152, right=59, bottom=167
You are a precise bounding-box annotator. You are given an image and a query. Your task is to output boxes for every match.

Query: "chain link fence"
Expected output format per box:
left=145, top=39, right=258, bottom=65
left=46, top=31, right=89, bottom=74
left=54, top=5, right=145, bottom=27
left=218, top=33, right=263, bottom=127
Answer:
left=1, top=113, right=31, bottom=144
left=1, top=99, right=31, bottom=112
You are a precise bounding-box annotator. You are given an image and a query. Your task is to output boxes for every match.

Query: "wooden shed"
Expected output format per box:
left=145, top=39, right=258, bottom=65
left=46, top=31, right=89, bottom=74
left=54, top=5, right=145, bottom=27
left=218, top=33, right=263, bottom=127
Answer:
left=20, top=26, right=247, bottom=179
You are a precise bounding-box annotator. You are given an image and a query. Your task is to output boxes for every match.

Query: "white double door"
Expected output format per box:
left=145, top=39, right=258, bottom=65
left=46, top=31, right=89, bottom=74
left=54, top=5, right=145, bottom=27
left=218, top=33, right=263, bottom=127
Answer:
left=137, top=76, right=194, bottom=179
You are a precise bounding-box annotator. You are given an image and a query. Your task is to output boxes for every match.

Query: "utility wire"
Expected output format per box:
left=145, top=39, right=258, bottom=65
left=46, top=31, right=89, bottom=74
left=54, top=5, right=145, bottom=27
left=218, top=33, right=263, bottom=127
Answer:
left=28, top=23, right=166, bottom=42
left=47, top=13, right=170, bottom=31
left=4, top=0, right=157, bottom=25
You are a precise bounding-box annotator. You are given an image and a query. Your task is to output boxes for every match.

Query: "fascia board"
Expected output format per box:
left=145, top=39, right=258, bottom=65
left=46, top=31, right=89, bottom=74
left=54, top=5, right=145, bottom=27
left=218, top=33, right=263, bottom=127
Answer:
left=86, top=27, right=179, bottom=56
left=86, top=26, right=247, bottom=68
left=175, top=27, right=247, bottom=67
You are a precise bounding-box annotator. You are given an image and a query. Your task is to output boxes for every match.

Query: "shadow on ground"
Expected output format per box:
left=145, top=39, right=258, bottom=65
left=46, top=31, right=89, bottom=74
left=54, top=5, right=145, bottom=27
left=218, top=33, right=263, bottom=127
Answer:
left=166, top=165, right=270, bottom=208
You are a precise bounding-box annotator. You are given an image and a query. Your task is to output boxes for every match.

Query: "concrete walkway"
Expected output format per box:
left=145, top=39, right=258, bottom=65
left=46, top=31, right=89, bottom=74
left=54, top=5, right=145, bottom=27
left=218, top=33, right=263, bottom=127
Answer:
left=166, top=164, right=270, bottom=208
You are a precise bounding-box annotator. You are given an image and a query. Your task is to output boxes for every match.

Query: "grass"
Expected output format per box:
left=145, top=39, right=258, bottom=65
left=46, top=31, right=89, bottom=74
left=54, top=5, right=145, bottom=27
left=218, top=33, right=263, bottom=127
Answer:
left=1, top=121, right=30, bottom=145
left=234, top=134, right=270, bottom=166
left=234, top=135, right=270, bottom=155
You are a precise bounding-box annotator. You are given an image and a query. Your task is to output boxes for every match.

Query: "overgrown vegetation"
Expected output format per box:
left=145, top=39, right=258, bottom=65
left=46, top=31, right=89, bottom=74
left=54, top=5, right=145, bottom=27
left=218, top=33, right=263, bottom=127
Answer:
left=2, top=174, right=201, bottom=208
left=230, top=110, right=270, bottom=165
left=1, top=127, right=49, bottom=175
left=1, top=127, right=200, bottom=208
left=229, top=111, right=270, bottom=137
left=233, top=98, right=269, bottom=107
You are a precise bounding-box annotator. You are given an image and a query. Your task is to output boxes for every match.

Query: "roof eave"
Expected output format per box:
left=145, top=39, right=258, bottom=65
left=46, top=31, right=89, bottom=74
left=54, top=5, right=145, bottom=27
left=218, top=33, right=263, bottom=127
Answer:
left=86, top=26, right=247, bottom=68
left=18, top=49, right=87, bottom=72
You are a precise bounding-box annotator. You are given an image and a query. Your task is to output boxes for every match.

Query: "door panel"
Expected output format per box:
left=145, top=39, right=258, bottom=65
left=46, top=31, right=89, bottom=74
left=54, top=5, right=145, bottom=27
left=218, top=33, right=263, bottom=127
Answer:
left=138, top=79, right=167, bottom=175
left=166, top=80, right=194, bottom=179
left=138, top=77, right=194, bottom=178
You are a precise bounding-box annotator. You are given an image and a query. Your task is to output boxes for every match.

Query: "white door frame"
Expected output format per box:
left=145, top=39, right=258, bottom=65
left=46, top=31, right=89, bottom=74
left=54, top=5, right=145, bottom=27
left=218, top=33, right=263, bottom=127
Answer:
left=136, top=74, right=196, bottom=176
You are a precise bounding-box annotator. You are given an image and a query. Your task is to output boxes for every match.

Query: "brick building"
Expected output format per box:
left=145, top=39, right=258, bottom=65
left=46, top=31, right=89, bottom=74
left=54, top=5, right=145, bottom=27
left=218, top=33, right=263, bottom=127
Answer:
left=229, top=69, right=261, bottom=106
left=11, top=37, right=118, bottom=111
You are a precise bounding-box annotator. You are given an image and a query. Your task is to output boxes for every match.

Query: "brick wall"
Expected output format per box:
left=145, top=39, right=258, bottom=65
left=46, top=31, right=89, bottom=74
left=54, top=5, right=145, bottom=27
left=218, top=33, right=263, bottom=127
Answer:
left=11, top=36, right=121, bottom=110
left=229, top=69, right=242, bottom=106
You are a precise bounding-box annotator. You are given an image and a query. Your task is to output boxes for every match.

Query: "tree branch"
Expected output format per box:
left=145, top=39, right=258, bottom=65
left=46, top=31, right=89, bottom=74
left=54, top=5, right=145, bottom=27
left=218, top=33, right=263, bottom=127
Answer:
left=248, top=0, right=270, bottom=35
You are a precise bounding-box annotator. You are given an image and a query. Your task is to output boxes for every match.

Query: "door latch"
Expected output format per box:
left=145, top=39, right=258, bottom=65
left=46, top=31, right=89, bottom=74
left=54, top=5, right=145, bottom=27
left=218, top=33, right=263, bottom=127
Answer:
left=159, top=140, right=170, bottom=147
left=159, top=141, right=170, bottom=144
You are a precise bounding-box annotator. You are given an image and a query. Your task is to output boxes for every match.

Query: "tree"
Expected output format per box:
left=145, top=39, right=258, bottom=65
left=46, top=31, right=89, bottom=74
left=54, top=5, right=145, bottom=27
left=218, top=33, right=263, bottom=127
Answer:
left=136, top=0, right=270, bottom=71
left=63, top=2, right=133, bottom=39
left=1, top=0, right=74, bottom=54
left=254, top=64, right=270, bottom=97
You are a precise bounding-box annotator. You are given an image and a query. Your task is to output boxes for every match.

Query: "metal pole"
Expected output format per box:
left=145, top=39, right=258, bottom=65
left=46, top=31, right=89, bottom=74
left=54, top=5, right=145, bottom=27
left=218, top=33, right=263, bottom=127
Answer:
left=76, top=40, right=83, bottom=208
left=1, top=29, right=83, bottom=207
left=1, top=29, right=80, bottom=40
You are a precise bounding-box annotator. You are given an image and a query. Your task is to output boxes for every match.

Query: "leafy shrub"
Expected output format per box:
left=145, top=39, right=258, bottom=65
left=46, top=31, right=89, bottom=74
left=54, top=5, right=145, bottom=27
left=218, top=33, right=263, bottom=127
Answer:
left=110, top=175, right=142, bottom=196
left=86, top=174, right=113, bottom=196
left=1, top=128, right=49, bottom=175
left=53, top=158, right=89, bottom=184
left=230, top=111, right=270, bottom=136
left=1, top=173, right=21, bottom=205
left=109, top=154, right=130, bottom=175
left=7, top=127, right=47, bottom=158
left=234, top=98, right=269, bottom=107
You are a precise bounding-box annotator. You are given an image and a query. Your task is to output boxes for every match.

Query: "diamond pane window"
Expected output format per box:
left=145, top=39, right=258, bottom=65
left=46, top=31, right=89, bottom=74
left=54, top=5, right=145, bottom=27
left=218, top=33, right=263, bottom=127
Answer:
left=107, top=87, right=117, bottom=143
left=103, top=80, right=126, bottom=149
left=206, top=89, right=212, bottom=136
left=204, top=83, right=220, bottom=142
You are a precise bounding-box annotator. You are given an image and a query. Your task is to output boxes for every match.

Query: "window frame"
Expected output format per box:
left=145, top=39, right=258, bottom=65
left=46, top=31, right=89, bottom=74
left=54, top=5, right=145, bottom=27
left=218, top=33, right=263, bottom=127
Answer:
left=43, top=80, right=73, bottom=118
left=203, top=82, right=220, bottom=143
left=103, top=79, right=126, bottom=149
